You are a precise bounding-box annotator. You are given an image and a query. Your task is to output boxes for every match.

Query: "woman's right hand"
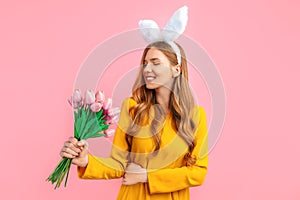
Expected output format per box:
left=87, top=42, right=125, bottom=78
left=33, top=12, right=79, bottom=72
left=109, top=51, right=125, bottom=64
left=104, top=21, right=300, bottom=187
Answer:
left=60, top=137, right=89, bottom=168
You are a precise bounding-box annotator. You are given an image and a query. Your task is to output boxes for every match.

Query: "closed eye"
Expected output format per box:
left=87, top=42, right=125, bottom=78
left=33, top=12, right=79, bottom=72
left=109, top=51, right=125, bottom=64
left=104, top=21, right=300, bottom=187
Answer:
left=142, top=63, right=160, bottom=67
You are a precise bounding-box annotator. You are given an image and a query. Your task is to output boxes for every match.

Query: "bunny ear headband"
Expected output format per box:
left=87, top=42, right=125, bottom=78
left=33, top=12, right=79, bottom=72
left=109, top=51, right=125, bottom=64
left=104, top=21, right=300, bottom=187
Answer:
left=138, top=5, right=188, bottom=66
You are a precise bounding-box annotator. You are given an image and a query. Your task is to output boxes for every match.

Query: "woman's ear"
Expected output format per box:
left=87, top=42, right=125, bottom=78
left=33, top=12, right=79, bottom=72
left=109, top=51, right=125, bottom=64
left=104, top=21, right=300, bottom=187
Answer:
left=172, top=65, right=181, bottom=77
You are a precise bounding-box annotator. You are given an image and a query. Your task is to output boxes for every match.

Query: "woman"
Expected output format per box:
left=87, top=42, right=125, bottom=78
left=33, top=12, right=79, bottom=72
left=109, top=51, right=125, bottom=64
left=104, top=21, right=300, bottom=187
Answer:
left=60, top=41, right=208, bottom=200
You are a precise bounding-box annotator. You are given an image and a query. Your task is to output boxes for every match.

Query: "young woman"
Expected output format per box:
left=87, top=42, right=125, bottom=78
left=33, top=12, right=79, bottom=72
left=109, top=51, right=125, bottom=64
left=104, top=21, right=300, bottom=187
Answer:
left=60, top=41, right=208, bottom=200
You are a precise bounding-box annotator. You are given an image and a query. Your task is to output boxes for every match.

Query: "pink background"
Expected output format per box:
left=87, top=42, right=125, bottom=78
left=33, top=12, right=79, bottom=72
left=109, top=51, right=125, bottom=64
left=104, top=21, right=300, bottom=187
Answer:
left=1, top=0, right=299, bottom=199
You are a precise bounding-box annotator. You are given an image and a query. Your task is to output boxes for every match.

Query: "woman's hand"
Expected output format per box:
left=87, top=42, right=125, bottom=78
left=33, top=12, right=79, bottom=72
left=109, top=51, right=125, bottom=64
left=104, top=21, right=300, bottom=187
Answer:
left=60, top=137, right=89, bottom=168
left=122, top=163, right=148, bottom=185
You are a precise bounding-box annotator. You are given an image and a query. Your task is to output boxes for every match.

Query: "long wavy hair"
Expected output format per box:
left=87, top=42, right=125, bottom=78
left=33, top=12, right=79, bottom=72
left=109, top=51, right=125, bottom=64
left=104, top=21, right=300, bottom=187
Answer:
left=126, top=41, right=197, bottom=166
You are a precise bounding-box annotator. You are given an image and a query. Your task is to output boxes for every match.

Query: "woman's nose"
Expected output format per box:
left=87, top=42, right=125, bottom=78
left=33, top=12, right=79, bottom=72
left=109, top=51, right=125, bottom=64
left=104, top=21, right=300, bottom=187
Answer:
left=143, top=64, right=152, bottom=72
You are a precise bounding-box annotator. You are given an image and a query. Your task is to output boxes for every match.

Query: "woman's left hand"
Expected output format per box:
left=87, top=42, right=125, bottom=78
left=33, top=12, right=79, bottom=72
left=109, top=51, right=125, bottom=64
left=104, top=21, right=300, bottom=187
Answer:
left=122, top=163, right=148, bottom=185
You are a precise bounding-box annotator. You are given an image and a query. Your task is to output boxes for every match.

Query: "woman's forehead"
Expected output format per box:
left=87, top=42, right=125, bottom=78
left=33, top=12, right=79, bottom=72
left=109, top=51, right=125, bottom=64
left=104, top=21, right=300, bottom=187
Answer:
left=144, top=48, right=167, bottom=62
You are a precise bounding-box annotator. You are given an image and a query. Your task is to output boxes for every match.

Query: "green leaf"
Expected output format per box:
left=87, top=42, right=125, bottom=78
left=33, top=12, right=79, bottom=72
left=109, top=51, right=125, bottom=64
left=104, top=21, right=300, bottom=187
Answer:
left=96, top=109, right=103, bottom=120
left=82, top=125, right=103, bottom=139
left=80, top=117, right=98, bottom=139
left=46, top=157, right=72, bottom=189
left=64, top=159, right=72, bottom=187
left=74, top=117, right=82, bottom=137
left=83, top=124, right=109, bottom=139
left=77, top=109, right=88, bottom=135
left=86, top=108, right=92, bottom=122
left=74, top=123, right=79, bottom=139
left=77, top=107, right=82, bottom=118
left=82, top=117, right=98, bottom=135
left=73, top=110, right=78, bottom=120
left=83, top=126, right=104, bottom=139
left=101, top=124, right=109, bottom=131
left=98, top=119, right=106, bottom=125
left=82, top=132, right=106, bottom=140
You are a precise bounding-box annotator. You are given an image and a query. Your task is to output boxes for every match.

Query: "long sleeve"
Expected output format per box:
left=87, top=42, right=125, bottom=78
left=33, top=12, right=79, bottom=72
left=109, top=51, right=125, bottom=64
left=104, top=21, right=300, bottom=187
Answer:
left=147, top=106, right=208, bottom=194
left=77, top=97, right=136, bottom=180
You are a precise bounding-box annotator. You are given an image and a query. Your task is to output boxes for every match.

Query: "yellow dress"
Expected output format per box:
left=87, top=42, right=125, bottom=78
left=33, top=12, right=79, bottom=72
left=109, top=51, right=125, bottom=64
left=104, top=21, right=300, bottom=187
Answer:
left=78, top=97, right=208, bottom=200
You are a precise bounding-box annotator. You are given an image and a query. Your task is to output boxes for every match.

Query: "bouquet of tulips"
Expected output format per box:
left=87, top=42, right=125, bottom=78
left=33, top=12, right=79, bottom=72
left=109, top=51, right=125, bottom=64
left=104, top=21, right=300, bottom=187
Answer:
left=46, top=89, right=120, bottom=189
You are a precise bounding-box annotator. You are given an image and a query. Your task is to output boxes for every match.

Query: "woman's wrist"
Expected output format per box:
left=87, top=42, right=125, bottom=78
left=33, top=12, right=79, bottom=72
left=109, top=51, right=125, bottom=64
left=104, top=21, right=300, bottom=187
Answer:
left=79, top=154, right=89, bottom=168
left=84, top=154, right=89, bottom=167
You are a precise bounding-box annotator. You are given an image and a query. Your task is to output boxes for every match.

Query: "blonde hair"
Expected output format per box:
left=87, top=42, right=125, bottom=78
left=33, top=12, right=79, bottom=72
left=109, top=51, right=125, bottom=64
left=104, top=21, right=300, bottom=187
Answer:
left=127, top=41, right=197, bottom=166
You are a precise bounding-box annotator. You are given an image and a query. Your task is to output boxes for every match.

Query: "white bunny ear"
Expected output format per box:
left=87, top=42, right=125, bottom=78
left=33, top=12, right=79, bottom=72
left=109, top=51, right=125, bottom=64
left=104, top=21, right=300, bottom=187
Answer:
left=162, top=5, right=188, bottom=41
left=138, top=20, right=162, bottom=43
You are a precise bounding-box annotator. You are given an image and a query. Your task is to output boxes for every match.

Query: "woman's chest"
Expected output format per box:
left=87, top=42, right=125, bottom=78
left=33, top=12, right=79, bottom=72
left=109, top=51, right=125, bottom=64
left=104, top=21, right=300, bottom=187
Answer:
left=129, top=119, right=188, bottom=169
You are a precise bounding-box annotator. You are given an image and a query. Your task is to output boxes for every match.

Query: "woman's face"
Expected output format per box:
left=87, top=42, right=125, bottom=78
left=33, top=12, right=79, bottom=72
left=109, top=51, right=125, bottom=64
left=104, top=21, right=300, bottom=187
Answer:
left=142, top=48, right=176, bottom=90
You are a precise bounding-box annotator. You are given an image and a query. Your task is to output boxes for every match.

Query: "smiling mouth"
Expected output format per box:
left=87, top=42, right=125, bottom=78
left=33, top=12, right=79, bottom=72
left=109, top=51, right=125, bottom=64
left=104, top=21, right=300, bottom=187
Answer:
left=145, top=76, right=156, bottom=81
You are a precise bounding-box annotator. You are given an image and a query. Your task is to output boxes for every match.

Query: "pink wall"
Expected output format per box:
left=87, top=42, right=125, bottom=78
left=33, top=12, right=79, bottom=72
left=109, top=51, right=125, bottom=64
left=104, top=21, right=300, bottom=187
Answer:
left=1, top=0, right=299, bottom=199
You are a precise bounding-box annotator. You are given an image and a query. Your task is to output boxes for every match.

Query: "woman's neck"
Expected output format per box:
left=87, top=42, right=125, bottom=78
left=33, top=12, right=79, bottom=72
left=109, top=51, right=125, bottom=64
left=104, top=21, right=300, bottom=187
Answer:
left=155, top=86, right=171, bottom=113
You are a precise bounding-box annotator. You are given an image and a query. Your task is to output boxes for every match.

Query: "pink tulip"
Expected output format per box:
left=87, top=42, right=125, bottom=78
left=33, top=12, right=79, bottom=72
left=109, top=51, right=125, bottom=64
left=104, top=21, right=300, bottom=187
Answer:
left=73, top=89, right=82, bottom=103
left=108, top=107, right=120, bottom=117
left=105, top=115, right=119, bottom=124
left=110, top=115, right=119, bottom=123
left=68, top=97, right=79, bottom=109
left=95, top=90, right=105, bottom=103
left=104, top=129, right=115, bottom=137
left=103, top=98, right=112, bottom=110
left=90, top=102, right=103, bottom=112
left=84, top=90, right=95, bottom=105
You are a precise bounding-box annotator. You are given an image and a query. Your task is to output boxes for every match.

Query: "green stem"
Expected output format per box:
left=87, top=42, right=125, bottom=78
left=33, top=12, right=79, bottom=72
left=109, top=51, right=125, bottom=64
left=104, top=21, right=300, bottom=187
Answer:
left=47, top=158, right=67, bottom=182
left=54, top=158, right=71, bottom=189
left=64, top=159, right=72, bottom=187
